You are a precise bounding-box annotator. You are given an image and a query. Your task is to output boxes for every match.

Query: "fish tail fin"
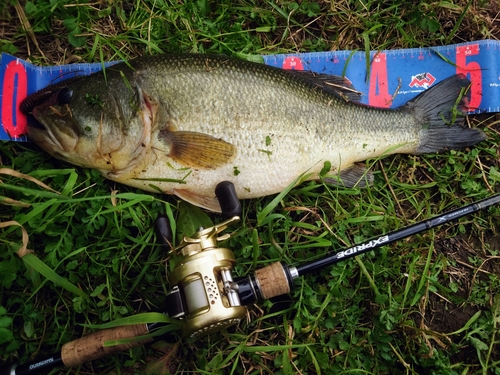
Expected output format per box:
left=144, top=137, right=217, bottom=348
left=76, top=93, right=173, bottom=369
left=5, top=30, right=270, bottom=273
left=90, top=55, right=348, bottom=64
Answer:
left=403, top=74, right=486, bottom=154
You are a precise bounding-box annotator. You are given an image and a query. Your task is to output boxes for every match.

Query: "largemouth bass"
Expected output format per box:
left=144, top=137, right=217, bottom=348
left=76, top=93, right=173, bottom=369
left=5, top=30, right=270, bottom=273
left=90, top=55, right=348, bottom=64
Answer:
left=23, top=54, right=486, bottom=211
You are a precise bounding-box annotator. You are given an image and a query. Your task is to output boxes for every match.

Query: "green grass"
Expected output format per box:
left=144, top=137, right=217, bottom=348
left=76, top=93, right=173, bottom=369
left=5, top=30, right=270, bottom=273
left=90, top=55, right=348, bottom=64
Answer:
left=1, top=0, right=500, bottom=374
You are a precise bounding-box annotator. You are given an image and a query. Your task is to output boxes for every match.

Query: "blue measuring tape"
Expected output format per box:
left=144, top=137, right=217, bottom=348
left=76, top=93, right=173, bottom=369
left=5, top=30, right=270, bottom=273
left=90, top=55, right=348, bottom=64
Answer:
left=1, top=39, right=498, bottom=142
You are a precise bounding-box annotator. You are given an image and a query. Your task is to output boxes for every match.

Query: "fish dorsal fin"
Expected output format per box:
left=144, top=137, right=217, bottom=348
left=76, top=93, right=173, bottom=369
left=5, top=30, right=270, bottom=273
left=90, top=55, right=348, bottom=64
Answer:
left=159, top=130, right=236, bottom=169
left=174, top=188, right=222, bottom=212
left=288, top=71, right=362, bottom=103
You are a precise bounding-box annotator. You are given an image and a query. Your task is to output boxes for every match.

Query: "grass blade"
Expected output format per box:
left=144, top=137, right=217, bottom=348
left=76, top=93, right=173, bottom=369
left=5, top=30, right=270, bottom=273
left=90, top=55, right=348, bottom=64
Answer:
left=257, top=171, right=310, bottom=226
left=21, top=253, right=88, bottom=299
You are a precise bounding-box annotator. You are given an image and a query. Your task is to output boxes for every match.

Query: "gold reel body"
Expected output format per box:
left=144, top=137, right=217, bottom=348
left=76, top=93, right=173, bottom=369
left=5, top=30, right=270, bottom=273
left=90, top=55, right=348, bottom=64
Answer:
left=168, top=218, right=247, bottom=337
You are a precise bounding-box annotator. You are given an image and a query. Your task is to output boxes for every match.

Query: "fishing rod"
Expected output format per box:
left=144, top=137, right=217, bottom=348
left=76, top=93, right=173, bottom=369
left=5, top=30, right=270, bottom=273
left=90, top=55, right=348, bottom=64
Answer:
left=2, top=182, right=499, bottom=375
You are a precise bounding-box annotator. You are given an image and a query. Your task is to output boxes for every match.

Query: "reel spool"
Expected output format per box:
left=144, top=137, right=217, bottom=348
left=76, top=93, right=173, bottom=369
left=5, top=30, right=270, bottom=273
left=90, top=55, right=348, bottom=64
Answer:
left=164, top=183, right=246, bottom=338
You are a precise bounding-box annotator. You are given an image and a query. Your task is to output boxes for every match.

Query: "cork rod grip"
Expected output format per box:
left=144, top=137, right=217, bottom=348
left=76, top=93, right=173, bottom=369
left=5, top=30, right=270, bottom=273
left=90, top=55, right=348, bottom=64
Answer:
left=61, top=324, right=153, bottom=367
left=254, top=262, right=291, bottom=299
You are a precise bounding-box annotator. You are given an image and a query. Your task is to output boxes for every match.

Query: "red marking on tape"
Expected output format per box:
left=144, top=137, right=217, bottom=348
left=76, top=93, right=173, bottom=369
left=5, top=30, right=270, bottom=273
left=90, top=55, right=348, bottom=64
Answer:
left=2, top=61, right=28, bottom=137
left=282, top=57, right=304, bottom=70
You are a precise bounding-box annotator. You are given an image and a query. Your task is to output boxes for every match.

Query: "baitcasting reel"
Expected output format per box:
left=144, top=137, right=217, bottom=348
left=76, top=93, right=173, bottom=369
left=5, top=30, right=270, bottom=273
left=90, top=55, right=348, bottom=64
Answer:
left=165, top=215, right=247, bottom=337
left=161, top=181, right=296, bottom=337
left=159, top=181, right=249, bottom=338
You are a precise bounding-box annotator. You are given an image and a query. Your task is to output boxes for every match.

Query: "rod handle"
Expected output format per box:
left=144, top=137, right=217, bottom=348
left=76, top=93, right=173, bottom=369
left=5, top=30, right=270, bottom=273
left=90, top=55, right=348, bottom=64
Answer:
left=236, top=262, right=296, bottom=305
left=61, top=324, right=153, bottom=367
left=255, top=262, right=292, bottom=299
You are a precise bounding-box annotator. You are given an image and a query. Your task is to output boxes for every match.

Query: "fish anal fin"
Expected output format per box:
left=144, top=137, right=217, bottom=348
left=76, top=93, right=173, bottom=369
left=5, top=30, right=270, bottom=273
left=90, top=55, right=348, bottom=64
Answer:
left=159, top=130, right=236, bottom=169
left=323, top=164, right=374, bottom=188
left=174, top=188, right=222, bottom=212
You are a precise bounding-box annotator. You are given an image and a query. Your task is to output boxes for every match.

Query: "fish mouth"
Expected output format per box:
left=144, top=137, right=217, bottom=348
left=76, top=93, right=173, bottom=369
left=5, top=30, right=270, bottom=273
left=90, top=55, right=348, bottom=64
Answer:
left=23, top=83, right=82, bottom=156
left=26, top=114, right=46, bottom=130
left=27, top=120, right=71, bottom=156
left=28, top=101, right=79, bottom=157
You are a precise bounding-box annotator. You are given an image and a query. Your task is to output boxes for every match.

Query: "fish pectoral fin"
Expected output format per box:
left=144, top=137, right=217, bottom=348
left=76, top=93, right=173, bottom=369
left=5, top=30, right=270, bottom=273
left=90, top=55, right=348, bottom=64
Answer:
left=323, top=164, right=374, bottom=188
left=159, top=130, right=236, bottom=169
left=174, top=188, right=222, bottom=213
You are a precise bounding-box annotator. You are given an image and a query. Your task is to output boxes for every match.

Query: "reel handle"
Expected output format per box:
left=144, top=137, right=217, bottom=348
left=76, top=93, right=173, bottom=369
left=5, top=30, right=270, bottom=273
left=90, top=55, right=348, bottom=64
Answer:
left=215, top=181, right=242, bottom=219
left=155, top=215, right=173, bottom=249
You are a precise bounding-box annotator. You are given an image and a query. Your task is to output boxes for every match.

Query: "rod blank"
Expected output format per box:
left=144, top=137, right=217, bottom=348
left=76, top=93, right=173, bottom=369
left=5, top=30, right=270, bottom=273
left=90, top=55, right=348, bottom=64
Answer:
left=295, top=193, right=500, bottom=276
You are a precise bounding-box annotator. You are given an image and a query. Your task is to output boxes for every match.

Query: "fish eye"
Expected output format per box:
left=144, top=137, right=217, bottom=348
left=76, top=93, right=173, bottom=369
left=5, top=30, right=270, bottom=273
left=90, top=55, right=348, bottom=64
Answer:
left=57, top=88, right=73, bottom=105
